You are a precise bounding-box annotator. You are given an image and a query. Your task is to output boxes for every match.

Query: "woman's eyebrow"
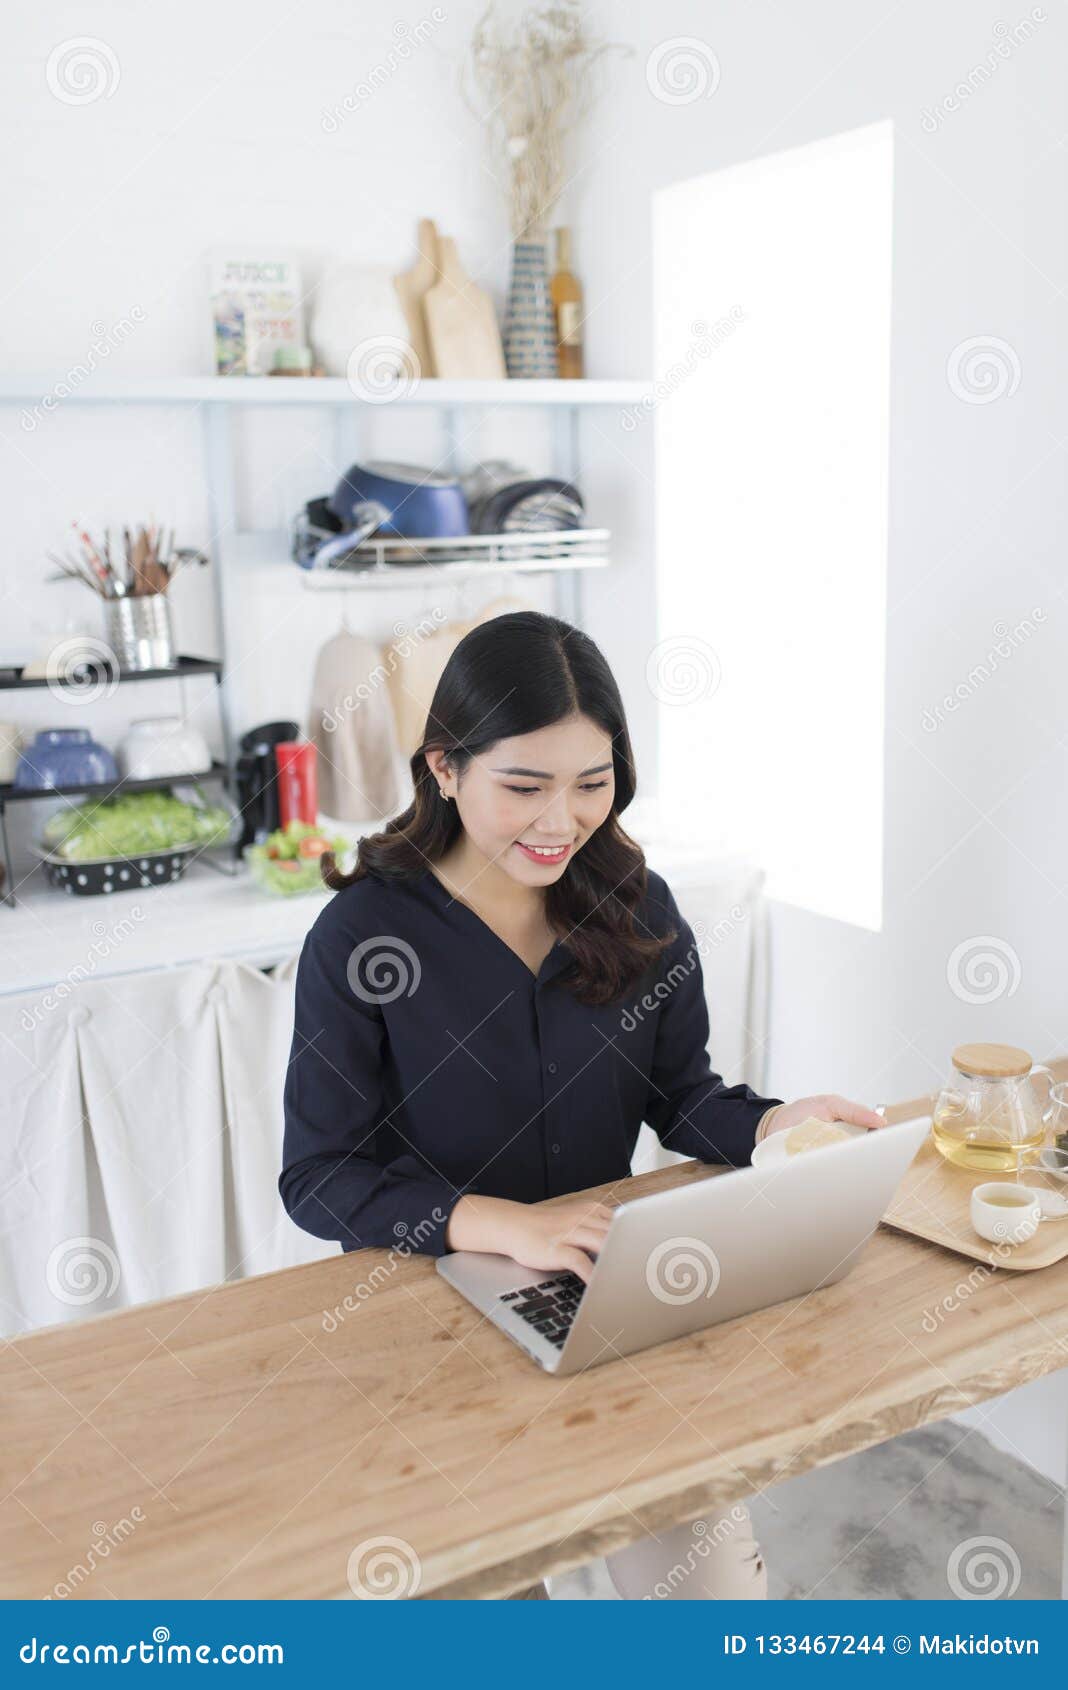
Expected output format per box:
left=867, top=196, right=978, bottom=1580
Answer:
left=490, top=761, right=613, bottom=778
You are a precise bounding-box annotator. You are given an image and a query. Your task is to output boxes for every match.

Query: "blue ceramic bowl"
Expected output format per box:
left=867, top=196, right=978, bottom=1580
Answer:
left=328, top=461, right=469, bottom=539
left=14, top=728, right=119, bottom=792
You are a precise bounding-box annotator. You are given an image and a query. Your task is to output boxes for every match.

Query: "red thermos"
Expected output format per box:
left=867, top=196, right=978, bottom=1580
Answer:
left=275, top=740, right=318, bottom=827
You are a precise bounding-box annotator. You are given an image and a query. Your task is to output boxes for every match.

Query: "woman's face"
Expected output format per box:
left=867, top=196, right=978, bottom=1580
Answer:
left=431, top=713, right=617, bottom=886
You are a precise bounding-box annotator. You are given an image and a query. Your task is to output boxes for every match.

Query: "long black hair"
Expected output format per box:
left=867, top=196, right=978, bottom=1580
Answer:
left=322, top=610, right=676, bottom=1005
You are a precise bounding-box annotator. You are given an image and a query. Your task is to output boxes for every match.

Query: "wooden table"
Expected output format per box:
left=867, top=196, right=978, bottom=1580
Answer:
left=3, top=1082, right=1068, bottom=1601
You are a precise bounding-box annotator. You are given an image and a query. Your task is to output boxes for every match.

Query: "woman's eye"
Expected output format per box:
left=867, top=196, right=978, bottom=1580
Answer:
left=503, top=782, right=609, bottom=795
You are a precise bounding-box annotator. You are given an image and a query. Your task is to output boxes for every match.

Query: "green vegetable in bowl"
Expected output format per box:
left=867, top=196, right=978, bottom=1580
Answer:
left=246, top=819, right=350, bottom=896
left=42, top=788, right=234, bottom=862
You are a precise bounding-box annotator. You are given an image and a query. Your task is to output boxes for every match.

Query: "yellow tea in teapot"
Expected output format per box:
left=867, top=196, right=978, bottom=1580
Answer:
left=932, top=1103, right=1045, bottom=1172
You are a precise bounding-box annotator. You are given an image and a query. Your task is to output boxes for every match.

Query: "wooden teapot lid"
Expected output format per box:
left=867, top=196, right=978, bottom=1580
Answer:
left=952, top=1041, right=1032, bottom=1078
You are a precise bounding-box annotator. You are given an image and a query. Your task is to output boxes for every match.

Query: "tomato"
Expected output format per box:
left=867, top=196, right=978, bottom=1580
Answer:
left=297, top=834, right=330, bottom=858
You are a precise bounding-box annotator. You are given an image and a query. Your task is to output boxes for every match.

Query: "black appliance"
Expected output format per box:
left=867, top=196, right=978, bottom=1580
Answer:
left=233, top=720, right=299, bottom=854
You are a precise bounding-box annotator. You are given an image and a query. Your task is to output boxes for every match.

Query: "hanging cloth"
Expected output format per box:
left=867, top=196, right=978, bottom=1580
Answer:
left=306, top=629, right=403, bottom=822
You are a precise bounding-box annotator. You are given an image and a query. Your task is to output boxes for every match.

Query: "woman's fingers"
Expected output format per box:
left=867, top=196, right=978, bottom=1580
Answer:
left=555, top=1245, right=596, bottom=1284
left=824, top=1094, right=885, bottom=1131
left=564, top=1225, right=609, bottom=1255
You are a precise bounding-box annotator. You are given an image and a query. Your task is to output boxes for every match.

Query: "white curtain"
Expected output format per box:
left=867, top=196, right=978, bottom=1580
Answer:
left=0, top=956, right=336, bottom=1338
left=0, top=868, right=770, bottom=1335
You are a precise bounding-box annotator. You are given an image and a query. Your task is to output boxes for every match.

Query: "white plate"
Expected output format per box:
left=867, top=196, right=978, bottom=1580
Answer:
left=751, top=1120, right=869, bottom=1168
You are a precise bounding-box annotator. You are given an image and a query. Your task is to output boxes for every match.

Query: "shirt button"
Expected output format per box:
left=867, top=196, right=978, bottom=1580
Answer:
left=551, top=1143, right=561, bottom=1154
left=547, top=1061, right=558, bottom=1074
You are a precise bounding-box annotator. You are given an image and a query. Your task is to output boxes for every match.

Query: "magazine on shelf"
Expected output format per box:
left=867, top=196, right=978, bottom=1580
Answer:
left=207, top=250, right=304, bottom=376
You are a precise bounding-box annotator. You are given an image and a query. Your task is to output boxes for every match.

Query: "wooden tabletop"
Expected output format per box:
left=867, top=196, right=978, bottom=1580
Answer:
left=4, top=1080, right=1068, bottom=1601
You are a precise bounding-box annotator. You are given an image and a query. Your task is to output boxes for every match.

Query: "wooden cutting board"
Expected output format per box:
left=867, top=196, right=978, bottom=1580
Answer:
left=393, top=217, right=439, bottom=379
left=424, top=236, right=506, bottom=380
left=882, top=1132, right=1068, bottom=1271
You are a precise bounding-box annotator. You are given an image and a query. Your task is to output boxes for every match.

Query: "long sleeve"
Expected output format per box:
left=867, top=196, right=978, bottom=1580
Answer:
left=641, top=883, right=783, bottom=1167
left=279, top=919, right=463, bottom=1257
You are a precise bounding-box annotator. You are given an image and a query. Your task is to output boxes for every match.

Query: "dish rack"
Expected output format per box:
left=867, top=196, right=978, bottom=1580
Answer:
left=299, top=527, right=611, bottom=586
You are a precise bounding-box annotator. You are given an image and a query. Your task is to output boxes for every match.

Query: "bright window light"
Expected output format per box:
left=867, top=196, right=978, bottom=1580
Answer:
left=652, top=121, right=893, bottom=931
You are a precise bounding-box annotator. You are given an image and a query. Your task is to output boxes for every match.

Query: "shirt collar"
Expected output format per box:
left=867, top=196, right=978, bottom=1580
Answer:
left=416, top=866, right=574, bottom=986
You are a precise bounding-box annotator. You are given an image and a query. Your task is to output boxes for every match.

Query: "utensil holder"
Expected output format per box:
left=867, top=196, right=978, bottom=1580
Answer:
left=104, top=594, right=176, bottom=672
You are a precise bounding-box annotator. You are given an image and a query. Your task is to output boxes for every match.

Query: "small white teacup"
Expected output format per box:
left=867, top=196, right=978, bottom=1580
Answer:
left=970, top=1182, right=1042, bottom=1246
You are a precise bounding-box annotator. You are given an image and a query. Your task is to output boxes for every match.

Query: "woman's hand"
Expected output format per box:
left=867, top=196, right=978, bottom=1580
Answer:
left=763, top=1093, right=885, bottom=1140
left=445, top=1193, right=617, bottom=1284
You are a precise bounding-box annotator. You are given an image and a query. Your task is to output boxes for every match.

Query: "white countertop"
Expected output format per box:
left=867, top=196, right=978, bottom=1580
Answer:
left=0, top=798, right=760, bottom=998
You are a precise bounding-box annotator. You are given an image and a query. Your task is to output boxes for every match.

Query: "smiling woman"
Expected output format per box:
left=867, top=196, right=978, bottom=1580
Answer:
left=279, top=608, right=881, bottom=1602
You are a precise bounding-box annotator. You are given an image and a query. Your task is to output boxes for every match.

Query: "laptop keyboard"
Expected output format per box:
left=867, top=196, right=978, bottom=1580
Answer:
left=498, top=1272, right=586, bottom=1349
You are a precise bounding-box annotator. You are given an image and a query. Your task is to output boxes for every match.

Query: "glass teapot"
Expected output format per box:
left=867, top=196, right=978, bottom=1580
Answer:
left=932, top=1042, right=1054, bottom=1172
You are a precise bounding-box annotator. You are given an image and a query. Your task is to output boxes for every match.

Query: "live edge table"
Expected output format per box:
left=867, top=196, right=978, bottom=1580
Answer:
left=3, top=1078, right=1068, bottom=1602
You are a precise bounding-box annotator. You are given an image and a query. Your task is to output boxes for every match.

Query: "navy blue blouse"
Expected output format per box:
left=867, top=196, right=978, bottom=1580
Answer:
left=279, top=864, right=781, bottom=1258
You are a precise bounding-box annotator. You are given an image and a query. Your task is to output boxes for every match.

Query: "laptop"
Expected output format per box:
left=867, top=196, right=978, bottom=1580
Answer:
left=436, top=1115, right=930, bottom=1375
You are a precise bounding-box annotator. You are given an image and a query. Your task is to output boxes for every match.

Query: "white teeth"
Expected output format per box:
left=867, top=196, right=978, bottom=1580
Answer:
left=520, top=843, right=568, bottom=855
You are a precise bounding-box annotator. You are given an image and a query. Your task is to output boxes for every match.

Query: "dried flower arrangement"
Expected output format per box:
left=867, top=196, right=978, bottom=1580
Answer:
left=463, top=2, right=631, bottom=240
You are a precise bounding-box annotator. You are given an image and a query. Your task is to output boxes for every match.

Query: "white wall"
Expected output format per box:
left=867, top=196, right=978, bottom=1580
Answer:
left=5, top=1, right=1066, bottom=1477
left=581, top=0, right=1067, bottom=1480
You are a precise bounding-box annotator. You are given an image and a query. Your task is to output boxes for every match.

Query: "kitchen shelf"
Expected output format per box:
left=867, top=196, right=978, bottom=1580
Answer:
left=299, top=527, right=611, bottom=588
left=0, top=376, right=651, bottom=408
left=0, top=761, right=234, bottom=908
left=0, top=373, right=632, bottom=797
left=0, top=654, right=222, bottom=691
left=0, top=760, right=230, bottom=805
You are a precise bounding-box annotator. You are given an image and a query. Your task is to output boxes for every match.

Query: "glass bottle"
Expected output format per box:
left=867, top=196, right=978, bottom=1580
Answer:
left=551, top=227, right=584, bottom=379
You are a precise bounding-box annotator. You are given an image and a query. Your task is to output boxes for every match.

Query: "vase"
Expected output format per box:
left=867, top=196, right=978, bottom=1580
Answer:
left=502, top=238, right=559, bottom=378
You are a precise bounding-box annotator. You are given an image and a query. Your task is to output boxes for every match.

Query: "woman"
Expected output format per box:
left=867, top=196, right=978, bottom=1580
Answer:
left=279, top=610, right=882, bottom=1600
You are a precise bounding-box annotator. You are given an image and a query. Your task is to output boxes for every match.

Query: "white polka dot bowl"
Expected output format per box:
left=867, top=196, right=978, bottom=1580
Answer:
left=30, top=842, right=195, bottom=895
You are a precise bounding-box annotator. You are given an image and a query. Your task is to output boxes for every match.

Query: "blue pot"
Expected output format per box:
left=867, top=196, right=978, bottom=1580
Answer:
left=328, top=461, right=469, bottom=540
left=14, top=728, right=119, bottom=792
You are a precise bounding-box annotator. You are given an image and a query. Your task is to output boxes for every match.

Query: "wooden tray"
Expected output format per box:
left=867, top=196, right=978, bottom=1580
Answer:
left=882, top=1132, right=1068, bottom=1271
